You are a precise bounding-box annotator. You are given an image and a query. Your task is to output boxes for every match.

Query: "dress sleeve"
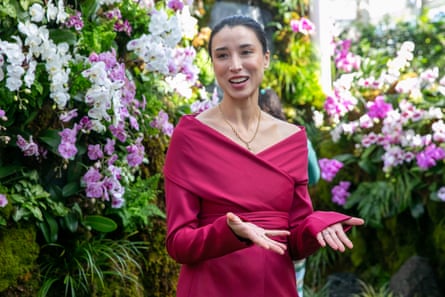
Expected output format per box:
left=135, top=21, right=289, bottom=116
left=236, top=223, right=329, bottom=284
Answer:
left=287, top=183, right=352, bottom=260
left=165, top=177, right=251, bottom=265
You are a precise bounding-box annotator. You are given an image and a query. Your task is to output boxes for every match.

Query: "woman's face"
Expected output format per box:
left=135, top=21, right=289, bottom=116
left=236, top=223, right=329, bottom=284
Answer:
left=210, top=25, right=270, bottom=101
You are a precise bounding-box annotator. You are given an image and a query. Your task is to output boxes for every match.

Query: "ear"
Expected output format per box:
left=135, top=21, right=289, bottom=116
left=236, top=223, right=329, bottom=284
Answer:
left=264, top=50, right=270, bottom=68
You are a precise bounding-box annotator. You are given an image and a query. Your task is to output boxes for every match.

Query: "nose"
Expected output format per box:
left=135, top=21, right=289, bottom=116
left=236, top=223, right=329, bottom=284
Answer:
left=229, top=55, right=242, bottom=72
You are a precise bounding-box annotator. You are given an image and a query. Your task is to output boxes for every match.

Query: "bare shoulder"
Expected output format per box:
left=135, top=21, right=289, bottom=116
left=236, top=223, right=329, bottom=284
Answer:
left=261, top=112, right=300, bottom=136
left=195, top=106, right=221, bottom=129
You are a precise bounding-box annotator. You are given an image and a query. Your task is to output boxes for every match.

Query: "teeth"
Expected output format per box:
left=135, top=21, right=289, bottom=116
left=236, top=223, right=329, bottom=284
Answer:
left=230, top=78, right=248, bottom=83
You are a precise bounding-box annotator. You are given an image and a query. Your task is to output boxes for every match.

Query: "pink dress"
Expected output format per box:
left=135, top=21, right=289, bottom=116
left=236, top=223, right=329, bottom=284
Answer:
left=163, top=115, right=351, bottom=297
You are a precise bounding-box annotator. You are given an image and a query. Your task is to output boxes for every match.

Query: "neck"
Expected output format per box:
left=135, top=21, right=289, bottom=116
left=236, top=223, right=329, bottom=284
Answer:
left=218, top=102, right=260, bottom=129
left=218, top=103, right=262, bottom=151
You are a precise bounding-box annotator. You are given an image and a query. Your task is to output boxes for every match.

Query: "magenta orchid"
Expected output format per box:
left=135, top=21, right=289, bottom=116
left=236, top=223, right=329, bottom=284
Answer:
left=290, top=17, right=315, bottom=36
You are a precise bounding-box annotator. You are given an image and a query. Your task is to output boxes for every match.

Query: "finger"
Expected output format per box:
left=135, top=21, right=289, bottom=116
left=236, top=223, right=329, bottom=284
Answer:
left=226, top=212, right=240, bottom=222
left=326, top=227, right=347, bottom=251
left=265, top=229, right=291, bottom=237
left=321, top=231, right=338, bottom=250
left=335, top=229, right=354, bottom=249
left=253, top=234, right=288, bottom=255
left=330, top=231, right=346, bottom=252
left=269, top=241, right=287, bottom=255
left=226, top=212, right=242, bottom=227
left=251, top=236, right=272, bottom=251
left=265, top=239, right=288, bottom=255
left=316, top=232, right=327, bottom=247
left=344, top=217, right=365, bottom=226
left=321, top=229, right=348, bottom=251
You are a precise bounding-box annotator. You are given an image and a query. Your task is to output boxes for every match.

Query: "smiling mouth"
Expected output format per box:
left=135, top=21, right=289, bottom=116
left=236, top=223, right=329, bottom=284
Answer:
left=229, top=77, right=249, bottom=84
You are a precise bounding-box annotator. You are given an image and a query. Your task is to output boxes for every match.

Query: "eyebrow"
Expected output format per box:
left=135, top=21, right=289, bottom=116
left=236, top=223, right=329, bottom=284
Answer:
left=214, top=43, right=254, bottom=52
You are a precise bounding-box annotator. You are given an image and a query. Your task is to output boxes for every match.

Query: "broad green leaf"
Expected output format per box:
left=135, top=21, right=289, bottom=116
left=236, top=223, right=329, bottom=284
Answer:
left=49, top=29, right=78, bottom=46
left=0, top=165, right=23, bottom=179
left=39, top=129, right=61, bottom=150
left=80, top=0, right=100, bottom=20
left=0, top=1, right=17, bottom=18
left=62, top=182, right=80, bottom=197
left=38, top=215, right=59, bottom=243
left=28, top=205, right=44, bottom=221
left=63, top=212, right=79, bottom=233
left=83, top=215, right=117, bottom=233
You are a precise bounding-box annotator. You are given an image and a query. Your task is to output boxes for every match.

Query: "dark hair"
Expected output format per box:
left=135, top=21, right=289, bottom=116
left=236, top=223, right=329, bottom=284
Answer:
left=208, top=15, right=268, bottom=59
left=258, top=89, right=286, bottom=120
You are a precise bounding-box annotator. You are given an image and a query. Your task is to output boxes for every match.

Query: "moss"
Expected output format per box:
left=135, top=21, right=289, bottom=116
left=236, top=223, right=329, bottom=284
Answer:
left=0, top=225, right=40, bottom=293
left=375, top=216, right=417, bottom=272
left=140, top=218, right=180, bottom=297
left=426, top=200, right=445, bottom=225
left=0, top=202, right=14, bottom=221
left=432, top=220, right=445, bottom=284
left=92, top=274, right=145, bottom=297
left=348, top=229, right=367, bottom=267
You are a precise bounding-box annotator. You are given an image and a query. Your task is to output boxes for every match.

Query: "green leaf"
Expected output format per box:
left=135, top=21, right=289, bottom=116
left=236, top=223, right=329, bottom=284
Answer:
left=63, top=212, right=79, bottom=233
left=0, top=165, right=23, bottom=179
left=23, top=109, right=38, bottom=126
left=80, top=0, right=100, bottom=20
left=28, top=204, right=44, bottom=221
left=39, top=129, right=61, bottom=150
left=62, top=182, right=80, bottom=197
left=38, top=215, right=59, bottom=243
left=13, top=207, right=27, bottom=222
left=49, top=29, right=78, bottom=46
left=345, top=181, right=395, bottom=227
left=83, top=215, right=117, bottom=233
left=334, top=153, right=356, bottom=165
left=0, top=1, right=17, bottom=18
left=37, top=278, right=58, bottom=297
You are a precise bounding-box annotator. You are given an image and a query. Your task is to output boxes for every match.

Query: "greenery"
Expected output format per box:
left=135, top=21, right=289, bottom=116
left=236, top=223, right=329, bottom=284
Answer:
left=0, top=225, right=40, bottom=292
left=262, top=0, right=325, bottom=111
left=353, top=282, right=397, bottom=297
left=38, top=238, right=146, bottom=297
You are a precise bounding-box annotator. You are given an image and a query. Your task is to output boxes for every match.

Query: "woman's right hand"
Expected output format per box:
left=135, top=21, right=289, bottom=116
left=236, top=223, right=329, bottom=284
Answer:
left=226, top=212, right=290, bottom=255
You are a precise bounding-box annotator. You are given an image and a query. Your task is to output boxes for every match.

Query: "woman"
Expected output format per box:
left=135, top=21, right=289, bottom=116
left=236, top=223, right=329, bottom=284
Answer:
left=163, top=15, right=364, bottom=297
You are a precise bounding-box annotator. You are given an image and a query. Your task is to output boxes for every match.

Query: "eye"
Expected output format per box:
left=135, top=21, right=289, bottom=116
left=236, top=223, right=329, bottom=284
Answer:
left=241, top=50, right=253, bottom=56
left=215, top=53, right=228, bottom=59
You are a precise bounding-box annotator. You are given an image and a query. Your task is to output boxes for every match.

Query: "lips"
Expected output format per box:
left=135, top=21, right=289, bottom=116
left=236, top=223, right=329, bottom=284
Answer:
left=229, top=77, right=249, bottom=84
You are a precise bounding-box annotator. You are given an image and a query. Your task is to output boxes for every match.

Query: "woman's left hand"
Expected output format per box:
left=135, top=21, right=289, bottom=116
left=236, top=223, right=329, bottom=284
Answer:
left=316, top=217, right=365, bottom=252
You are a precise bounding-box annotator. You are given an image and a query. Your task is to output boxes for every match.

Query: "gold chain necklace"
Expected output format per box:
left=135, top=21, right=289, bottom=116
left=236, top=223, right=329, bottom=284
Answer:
left=218, top=104, right=261, bottom=151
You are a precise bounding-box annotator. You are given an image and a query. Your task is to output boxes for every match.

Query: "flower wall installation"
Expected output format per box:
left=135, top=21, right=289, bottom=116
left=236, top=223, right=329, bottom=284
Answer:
left=0, top=0, right=201, bottom=229
left=316, top=32, right=445, bottom=225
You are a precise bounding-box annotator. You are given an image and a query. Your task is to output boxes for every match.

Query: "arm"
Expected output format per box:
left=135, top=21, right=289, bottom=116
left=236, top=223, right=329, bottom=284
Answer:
left=164, top=178, right=251, bottom=265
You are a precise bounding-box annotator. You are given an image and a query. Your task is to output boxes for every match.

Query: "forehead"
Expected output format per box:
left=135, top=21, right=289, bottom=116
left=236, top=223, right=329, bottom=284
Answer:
left=211, top=25, right=260, bottom=50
